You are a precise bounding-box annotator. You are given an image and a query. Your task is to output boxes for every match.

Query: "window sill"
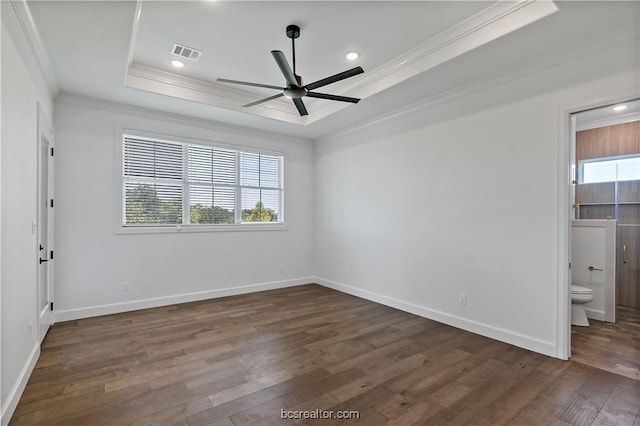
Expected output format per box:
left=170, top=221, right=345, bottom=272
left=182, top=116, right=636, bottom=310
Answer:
left=116, top=223, right=287, bottom=235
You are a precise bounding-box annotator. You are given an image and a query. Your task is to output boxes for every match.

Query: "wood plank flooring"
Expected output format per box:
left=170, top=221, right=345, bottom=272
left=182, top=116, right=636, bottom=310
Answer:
left=11, top=285, right=640, bottom=425
left=571, top=305, right=640, bottom=381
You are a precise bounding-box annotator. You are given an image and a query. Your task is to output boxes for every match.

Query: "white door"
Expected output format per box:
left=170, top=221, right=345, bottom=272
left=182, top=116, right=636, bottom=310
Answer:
left=571, top=220, right=616, bottom=323
left=37, top=108, right=54, bottom=342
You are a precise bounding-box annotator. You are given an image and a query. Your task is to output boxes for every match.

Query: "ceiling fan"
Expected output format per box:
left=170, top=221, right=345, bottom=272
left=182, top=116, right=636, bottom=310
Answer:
left=217, top=24, right=364, bottom=117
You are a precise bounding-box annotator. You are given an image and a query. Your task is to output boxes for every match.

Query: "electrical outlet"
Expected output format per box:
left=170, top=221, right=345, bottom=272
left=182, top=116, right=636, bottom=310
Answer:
left=28, top=321, right=33, bottom=334
left=458, top=293, right=467, bottom=305
left=123, top=281, right=131, bottom=292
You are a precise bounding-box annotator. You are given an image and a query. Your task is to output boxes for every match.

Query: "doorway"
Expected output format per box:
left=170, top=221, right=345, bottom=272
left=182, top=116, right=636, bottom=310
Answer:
left=568, top=98, right=639, bottom=378
left=37, top=104, right=54, bottom=343
left=573, top=99, right=640, bottom=311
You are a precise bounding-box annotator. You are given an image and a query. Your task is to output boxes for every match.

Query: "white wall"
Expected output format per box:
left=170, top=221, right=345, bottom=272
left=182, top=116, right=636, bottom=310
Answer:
left=314, top=41, right=639, bottom=358
left=53, top=98, right=315, bottom=320
left=0, top=0, right=3, bottom=416
left=1, top=3, right=54, bottom=423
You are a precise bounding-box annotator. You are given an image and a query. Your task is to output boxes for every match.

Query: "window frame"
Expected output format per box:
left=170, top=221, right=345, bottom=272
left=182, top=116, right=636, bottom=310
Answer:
left=579, top=154, right=640, bottom=184
left=116, top=128, right=286, bottom=234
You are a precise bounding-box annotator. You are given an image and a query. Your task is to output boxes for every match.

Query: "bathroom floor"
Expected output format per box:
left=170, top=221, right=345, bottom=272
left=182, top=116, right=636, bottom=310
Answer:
left=571, top=305, right=640, bottom=381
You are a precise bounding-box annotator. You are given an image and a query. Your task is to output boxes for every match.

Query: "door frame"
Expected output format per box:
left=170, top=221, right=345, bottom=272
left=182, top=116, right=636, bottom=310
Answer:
left=36, top=103, right=54, bottom=342
left=557, top=89, right=639, bottom=360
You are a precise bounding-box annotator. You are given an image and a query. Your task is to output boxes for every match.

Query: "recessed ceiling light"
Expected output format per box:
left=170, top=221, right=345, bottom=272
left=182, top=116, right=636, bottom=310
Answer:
left=612, top=104, right=628, bottom=111
left=171, top=60, right=185, bottom=69
left=345, top=51, right=360, bottom=61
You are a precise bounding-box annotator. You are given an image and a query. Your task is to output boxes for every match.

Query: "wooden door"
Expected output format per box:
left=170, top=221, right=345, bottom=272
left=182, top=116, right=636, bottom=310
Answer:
left=616, top=158, right=640, bottom=308
left=617, top=225, right=640, bottom=308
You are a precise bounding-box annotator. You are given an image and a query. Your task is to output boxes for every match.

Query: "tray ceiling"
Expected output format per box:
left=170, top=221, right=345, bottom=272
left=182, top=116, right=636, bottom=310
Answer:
left=123, top=1, right=557, bottom=125
left=22, top=1, right=640, bottom=138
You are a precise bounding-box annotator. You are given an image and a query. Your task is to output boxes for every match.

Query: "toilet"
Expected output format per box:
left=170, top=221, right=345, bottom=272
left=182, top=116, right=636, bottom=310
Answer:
left=571, top=285, right=594, bottom=326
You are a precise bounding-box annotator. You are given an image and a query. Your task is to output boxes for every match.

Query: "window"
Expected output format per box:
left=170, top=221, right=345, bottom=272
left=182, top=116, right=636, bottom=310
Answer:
left=122, top=133, right=283, bottom=227
left=580, top=155, right=640, bottom=184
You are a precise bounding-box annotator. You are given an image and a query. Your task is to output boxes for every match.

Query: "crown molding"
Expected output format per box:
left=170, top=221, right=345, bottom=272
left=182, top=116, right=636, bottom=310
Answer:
left=125, top=63, right=305, bottom=125
left=327, top=23, right=640, bottom=140
left=307, top=0, right=558, bottom=124
left=8, top=0, right=59, bottom=96
left=124, top=1, right=143, bottom=74
left=328, top=0, right=558, bottom=100
left=124, top=0, right=558, bottom=127
left=55, top=92, right=312, bottom=146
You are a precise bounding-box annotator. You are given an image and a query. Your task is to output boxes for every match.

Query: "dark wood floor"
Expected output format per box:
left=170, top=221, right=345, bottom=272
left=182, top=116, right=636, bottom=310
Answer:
left=571, top=305, right=640, bottom=381
left=11, top=285, right=640, bottom=425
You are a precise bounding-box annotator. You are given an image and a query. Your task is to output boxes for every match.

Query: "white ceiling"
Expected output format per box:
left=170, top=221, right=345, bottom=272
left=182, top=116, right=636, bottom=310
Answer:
left=575, top=99, right=640, bottom=131
left=24, top=1, right=640, bottom=139
left=133, top=2, right=488, bottom=88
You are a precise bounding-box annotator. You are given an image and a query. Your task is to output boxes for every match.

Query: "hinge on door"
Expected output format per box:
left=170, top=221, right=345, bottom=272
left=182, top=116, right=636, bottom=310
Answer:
left=569, top=262, right=572, bottom=269
left=50, top=250, right=54, bottom=259
left=50, top=147, right=54, bottom=156
left=50, top=302, right=53, bottom=311
left=50, top=199, right=54, bottom=208
left=571, top=180, right=577, bottom=185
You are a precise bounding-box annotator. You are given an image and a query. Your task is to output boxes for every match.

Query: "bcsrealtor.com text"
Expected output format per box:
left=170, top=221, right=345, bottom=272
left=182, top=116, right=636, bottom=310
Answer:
left=281, top=409, right=360, bottom=420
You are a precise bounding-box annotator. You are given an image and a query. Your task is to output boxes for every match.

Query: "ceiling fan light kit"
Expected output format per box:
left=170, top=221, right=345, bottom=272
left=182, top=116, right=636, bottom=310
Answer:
left=217, top=24, right=364, bottom=117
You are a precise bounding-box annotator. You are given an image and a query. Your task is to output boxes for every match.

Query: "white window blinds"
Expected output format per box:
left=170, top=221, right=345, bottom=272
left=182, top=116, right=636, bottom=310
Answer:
left=187, top=145, right=237, bottom=224
left=122, top=134, right=283, bottom=226
left=123, top=136, right=183, bottom=224
left=240, top=152, right=282, bottom=222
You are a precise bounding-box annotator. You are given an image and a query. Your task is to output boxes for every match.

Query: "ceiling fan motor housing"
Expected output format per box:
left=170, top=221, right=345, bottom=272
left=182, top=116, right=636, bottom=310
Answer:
left=283, top=85, right=307, bottom=99
left=286, top=25, right=300, bottom=39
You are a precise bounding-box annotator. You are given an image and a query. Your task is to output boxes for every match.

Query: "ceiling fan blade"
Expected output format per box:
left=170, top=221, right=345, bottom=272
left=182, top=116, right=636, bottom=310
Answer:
left=304, top=67, right=364, bottom=91
left=242, top=93, right=284, bottom=108
left=306, top=92, right=361, bottom=104
left=271, top=50, right=298, bottom=87
left=217, top=78, right=284, bottom=91
left=292, top=98, right=308, bottom=116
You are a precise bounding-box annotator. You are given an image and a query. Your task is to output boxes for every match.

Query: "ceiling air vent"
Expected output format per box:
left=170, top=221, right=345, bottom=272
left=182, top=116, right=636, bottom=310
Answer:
left=171, top=43, right=202, bottom=61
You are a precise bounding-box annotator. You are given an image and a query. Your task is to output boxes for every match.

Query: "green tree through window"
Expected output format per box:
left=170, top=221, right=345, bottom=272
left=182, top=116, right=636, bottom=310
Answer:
left=190, top=204, right=234, bottom=224
left=243, top=201, right=277, bottom=222
left=125, top=184, right=181, bottom=224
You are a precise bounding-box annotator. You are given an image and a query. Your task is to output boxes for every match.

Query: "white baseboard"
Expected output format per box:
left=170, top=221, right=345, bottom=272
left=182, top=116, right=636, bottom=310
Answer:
left=54, top=277, right=315, bottom=322
left=585, top=307, right=606, bottom=322
left=314, top=277, right=558, bottom=358
left=1, top=343, right=40, bottom=426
